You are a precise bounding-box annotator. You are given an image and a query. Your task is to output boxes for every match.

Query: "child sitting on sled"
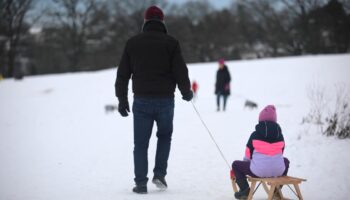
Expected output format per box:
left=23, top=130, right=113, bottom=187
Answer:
left=231, top=105, right=290, bottom=199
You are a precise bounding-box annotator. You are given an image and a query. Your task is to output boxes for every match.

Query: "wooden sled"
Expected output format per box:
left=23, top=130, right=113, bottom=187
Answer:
left=231, top=175, right=306, bottom=200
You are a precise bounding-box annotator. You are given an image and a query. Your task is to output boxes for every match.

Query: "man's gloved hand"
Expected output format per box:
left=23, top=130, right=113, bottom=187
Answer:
left=182, top=91, right=193, bottom=102
left=118, top=97, right=130, bottom=117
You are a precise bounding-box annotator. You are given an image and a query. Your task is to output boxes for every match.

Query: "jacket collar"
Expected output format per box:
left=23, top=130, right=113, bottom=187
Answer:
left=255, top=121, right=281, bottom=138
left=142, top=20, right=167, bottom=34
left=219, top=65, right=228, bottom=72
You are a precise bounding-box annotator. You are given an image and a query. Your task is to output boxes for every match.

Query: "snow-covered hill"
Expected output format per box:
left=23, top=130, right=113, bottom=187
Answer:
left=1, top=54, right=350, bottom=200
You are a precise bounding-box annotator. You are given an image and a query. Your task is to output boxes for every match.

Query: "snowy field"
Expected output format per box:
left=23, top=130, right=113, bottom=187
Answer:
left=1, top=54, right=350, bottom=200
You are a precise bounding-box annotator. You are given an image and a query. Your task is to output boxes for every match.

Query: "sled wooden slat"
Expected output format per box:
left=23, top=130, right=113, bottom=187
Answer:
left=231, top=176, right=306, bottom=200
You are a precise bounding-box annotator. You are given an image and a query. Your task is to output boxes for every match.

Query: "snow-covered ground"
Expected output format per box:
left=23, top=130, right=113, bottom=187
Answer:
left=1, top=54, right=350, bottom=200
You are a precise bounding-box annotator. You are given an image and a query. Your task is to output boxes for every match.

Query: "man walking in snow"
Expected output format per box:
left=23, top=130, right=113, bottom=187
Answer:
left=115, top=6, right=193, bottom=194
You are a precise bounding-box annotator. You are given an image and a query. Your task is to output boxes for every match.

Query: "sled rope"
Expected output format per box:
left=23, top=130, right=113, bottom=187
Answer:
left=191, top=101, right=231, bottom=170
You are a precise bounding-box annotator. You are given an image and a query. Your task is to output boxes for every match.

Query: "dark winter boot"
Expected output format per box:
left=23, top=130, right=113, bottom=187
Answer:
left=152, top=176, right=167, bottom=189
left=234, top=179, right=250, bottom=199
left=273, top=186, right=283, bottom=200
left=132, top=185, right=147, bottom=194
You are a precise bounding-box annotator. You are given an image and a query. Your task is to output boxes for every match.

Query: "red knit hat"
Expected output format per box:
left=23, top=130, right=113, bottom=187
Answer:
left=259, top=105, right=277, bottom=122
left=144, top=6, right=164, bottom=21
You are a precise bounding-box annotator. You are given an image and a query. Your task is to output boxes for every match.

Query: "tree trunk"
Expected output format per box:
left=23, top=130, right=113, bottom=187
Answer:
left=6, top=49, right=16, bottom=78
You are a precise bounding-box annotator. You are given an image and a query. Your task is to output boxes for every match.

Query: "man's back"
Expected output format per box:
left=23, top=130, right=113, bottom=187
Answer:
left=114, top=6, right=193, bottom=194
left=116, top=20, right=190, bottom=98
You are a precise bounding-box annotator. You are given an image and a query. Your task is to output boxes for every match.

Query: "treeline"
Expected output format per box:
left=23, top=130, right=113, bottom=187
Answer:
left=1, top=0, right=350, bottom=78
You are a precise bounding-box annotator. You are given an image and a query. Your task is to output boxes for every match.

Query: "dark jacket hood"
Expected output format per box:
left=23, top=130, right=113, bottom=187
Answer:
left=255, top=121, right=282, bottom=139
left=142, top=20, right=167, bottom=34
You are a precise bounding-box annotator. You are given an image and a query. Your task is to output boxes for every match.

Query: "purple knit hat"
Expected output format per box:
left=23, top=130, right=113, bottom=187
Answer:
left=218, top=58, right=225, bottom=65
left=259, top=105, right=277, bottom=122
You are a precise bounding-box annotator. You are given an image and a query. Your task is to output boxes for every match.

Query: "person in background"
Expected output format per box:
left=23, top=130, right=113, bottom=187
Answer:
left=191, top=80, right=198, bottom=101
left=231, top=105, right=290, bottom=199
left=215, top=58, right=231, bottom=111
left=115, top=5, right=193, bottom=194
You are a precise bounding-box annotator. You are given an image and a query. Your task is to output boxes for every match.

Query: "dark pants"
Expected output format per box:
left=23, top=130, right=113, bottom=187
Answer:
left=232, top=158, right=290, bottom=190
left=216, top=93, right=228, bottom=110
left=132, top=97, right=174, bottom=186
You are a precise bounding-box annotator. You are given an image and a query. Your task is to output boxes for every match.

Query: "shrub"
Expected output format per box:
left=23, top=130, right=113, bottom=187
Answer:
left=304, top=84, right=350, bottom=139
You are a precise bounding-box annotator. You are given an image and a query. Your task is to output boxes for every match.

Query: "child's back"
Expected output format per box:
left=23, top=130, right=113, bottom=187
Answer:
left=247, top=121, right=285, bottom=177
left=231, top=105, right=290, bottom=199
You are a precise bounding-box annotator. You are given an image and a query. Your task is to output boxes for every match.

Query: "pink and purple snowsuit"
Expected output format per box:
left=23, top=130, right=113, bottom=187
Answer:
left=232, top=105, right=289, bottom=182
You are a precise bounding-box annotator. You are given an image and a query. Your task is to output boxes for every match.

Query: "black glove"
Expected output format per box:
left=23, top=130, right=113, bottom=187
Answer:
left=118, top=97, right=130, bottom=117
left=182, top=91, right=193, bottom=101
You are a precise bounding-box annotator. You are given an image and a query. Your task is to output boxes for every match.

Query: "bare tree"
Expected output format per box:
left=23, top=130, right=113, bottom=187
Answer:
left=236, top=0, right=297, bottom=56
left=339, top=0, right=350, bottom=12
left=280, top=0, right=327, bottom=54
left=49, top=0, right=102, bottom=71
left=0, top=0, right=33, bottom=77
left=176, top=0, right=213, bottom=24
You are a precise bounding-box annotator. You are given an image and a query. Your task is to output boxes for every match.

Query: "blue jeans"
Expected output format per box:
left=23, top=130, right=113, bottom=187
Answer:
left=216, top=92, right=228, bottom=110
left=132, top=97, right=174, bottom=186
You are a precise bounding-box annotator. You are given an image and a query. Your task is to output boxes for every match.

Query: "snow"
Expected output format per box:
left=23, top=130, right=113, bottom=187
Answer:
left=1, top=54, right=350, bottom=200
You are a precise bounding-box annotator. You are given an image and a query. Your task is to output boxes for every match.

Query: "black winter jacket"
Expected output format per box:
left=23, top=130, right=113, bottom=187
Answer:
left=115, top=20, right=191, bottom=99
left=215, top=65, right=231, bottom=95
left=245, top=121, right=285, bottom=160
